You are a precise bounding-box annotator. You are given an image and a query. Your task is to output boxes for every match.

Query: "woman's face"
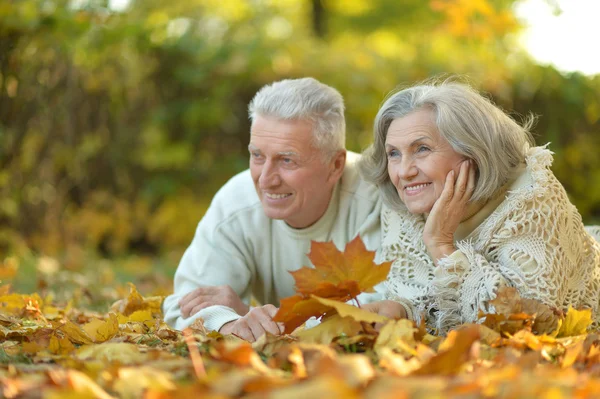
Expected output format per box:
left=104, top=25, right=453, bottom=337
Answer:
left=385, top=108, right=467, bottom=215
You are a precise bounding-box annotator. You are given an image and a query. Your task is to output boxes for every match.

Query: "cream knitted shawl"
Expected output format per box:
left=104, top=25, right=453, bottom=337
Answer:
left=381, top=146, right=600, bottom=334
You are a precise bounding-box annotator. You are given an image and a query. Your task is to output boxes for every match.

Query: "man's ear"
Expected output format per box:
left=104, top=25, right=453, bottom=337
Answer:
left=327, top=150, right=346, bottom=183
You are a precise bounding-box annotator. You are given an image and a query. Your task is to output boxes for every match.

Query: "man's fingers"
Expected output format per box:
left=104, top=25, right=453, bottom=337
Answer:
left=179, top=287, right=214, bottom=306
left=246, top=316, right=267, bottom=342
left=234, top=323, right=255, bottom=342
left=261, top=305, right=284, bottom=335
left=180, top=295, right=211, bottom=318
left=263, top=304, right=279, bottom=318
left=247, top=308, right=281, bottom=338
left=276, top=322, right=285, bottom=334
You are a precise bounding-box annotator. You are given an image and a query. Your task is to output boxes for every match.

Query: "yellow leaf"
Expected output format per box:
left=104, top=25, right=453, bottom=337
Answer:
left=556, top=306, right=593, bottom=338
left=22, top=341, right=45, bottom=354
left=294, top=314, right=363, bottom=345
left=311, top=296, right=388, bottom=324
left=56, top=320, right=94, bottom=345
left=110, top=283, right=163, bottom=316
left=124, top=309, right=155, bottom=328
left=374, top=319, right=418, bottom=355
left=82, top=313, right=119, bottom=343
left=113, top=366, right=176, bottom=398
left=0, top=293, right=43, bottom=316
left=48, top=334, right=77, bottom=355
left=76, top=342, right=146, bottom=364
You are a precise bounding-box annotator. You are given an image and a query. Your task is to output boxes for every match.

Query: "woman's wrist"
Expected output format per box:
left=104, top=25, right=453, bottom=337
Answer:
left=428, top=244, right=457, bottom=264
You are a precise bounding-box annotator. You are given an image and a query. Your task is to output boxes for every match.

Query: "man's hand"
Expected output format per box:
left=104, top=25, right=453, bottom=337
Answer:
left=219, top=304, right=284, bottom=342
left=179, top=285, right=249, bottom=318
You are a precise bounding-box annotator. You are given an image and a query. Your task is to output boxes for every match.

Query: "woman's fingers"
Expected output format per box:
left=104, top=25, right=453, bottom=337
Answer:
left=466, top=160, right=476, bottom=198
left=440, top=169, right=455, bottom=204
left=454, top=160, right=469, bottom=199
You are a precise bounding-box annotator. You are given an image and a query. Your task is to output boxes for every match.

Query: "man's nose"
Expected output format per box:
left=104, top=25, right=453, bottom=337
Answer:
left=258, top=160, right=281, bottom=188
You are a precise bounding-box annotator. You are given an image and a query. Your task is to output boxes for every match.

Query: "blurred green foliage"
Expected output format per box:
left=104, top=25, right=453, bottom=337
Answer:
left=0, top=0, right=599, bottom=262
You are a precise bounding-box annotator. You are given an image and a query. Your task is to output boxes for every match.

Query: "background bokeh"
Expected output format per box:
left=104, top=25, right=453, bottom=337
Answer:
left=1, top=0, right=599, bottom=295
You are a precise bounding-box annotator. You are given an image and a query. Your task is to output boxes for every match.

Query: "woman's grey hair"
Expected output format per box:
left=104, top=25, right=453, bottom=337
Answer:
left=359, top=79, right=536, bottom=210
left=248, top=77, right=345, bottom=160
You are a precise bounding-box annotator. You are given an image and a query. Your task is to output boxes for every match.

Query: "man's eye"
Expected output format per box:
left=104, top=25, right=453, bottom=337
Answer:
left=282, top=158, right=294, bottom=164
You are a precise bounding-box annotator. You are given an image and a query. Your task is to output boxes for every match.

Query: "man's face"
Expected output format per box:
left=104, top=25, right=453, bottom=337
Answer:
left=249, top=115, right=344, bottom=229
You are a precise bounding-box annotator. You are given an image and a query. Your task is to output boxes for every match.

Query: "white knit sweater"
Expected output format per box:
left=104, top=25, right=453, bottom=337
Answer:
left=381, top=146, right=600, bottom=333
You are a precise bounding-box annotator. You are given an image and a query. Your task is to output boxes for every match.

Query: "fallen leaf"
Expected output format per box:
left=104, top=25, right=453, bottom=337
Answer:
left=414, top=325, right=480, bottom=375
left=374, top=319, right=418, bottom=356
left=294, top=314, right=363, bottom=345
left=110, top=283, right=163, bottom=316
left=274, top=295, right=334, bottom=334
left=82, top=313, right=119, bottom=343
left=55, top=319, right=94, bottom=345
left=49, top=333, right=77, bottom=355
left=311, top=296, right=388, bottom=324
left=113, top=366, right=176, bottom=398
left=556, top=306, right=593, bottom=337
left=76, top=342, right=146, bottom=364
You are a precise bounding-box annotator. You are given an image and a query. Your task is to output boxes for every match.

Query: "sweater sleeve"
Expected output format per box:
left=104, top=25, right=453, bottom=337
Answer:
left=162, top=187, right=256, bottom=332
left=428, top=187, right=600, bottom=334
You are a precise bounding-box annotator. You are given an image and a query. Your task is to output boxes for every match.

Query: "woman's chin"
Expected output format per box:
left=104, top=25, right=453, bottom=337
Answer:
left=403, top=202, right=434, bottom=215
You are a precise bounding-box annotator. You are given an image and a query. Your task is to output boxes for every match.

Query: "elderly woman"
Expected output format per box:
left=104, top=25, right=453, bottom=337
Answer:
left=359, top=80, right=600, bottom=333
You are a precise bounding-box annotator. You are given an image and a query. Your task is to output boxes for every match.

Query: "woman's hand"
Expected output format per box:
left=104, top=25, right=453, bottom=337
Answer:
left=362, top=300, right=407, bottom=319
left=423, top=159, right=476, bottom=264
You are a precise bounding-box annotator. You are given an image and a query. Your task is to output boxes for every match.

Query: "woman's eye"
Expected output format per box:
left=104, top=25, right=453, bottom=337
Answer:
left=387, top=149, right=400, bottom=159
left=416, top=145, right=430, bottom=153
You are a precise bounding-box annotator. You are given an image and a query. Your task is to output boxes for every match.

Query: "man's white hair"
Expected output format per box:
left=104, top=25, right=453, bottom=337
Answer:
left=248, top=77, right=345, bottom=160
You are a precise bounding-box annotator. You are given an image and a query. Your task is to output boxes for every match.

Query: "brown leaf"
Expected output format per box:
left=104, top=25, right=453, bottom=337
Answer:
left=274, top=295, right=334, bottom=334
left=489, top=286, right=522, bottom=315
left=520, top=298, right=561, bottom=335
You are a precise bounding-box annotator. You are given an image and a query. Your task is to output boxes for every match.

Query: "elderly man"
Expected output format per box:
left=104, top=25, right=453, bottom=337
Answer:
left=162, top=77, right=382, bottom=341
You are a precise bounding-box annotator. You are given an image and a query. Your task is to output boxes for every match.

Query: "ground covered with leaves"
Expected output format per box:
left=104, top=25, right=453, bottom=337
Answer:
left=3, top=240, right=600, bottom=398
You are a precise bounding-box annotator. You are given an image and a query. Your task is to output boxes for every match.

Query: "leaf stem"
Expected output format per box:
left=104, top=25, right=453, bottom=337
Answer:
left=183, top=328, right=207, bottom=380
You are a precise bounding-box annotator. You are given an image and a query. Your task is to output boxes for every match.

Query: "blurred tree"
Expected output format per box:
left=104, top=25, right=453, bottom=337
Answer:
left=0, top=0, right=598, bottom=260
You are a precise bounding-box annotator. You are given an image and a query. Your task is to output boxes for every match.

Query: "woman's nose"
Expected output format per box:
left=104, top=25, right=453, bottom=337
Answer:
left=397, top=157, right=418, bottom=180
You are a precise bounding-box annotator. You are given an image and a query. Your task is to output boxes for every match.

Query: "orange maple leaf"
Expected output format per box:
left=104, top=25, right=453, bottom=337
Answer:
left=292, top=235, right=391, bottom=296
left=274, top=236, right=392, bottom=334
